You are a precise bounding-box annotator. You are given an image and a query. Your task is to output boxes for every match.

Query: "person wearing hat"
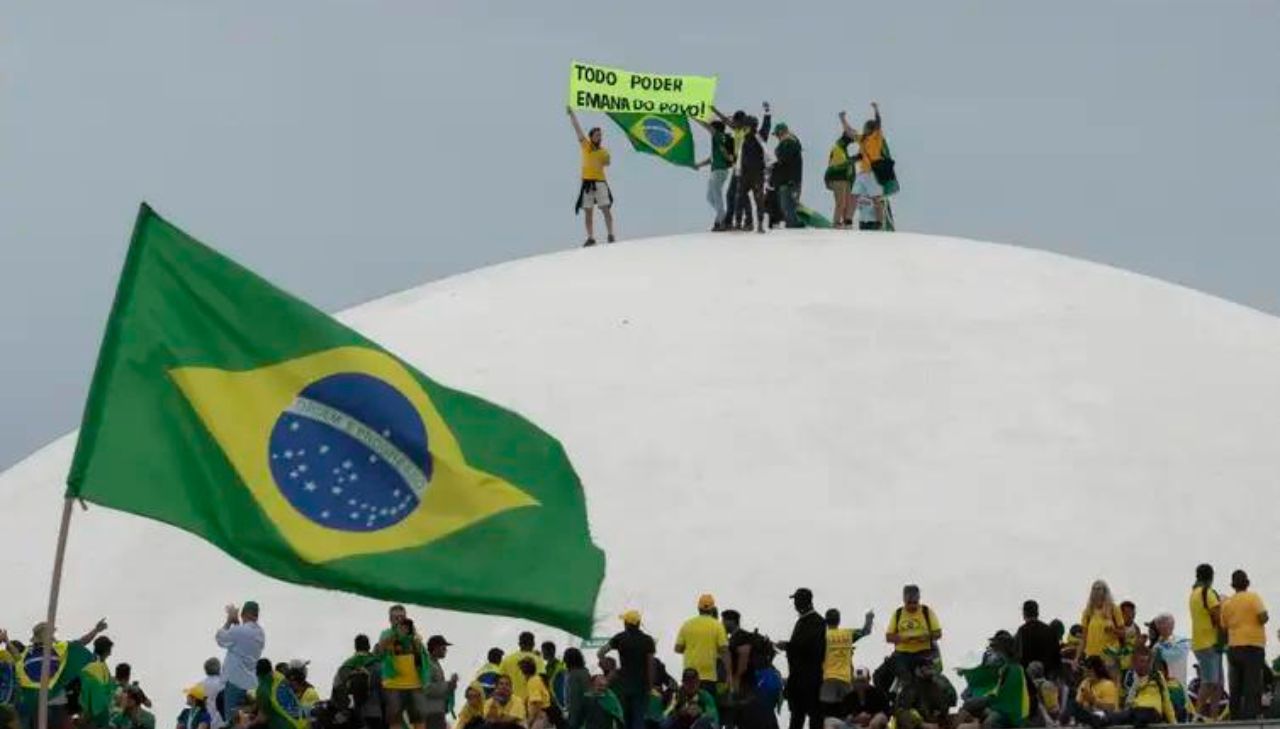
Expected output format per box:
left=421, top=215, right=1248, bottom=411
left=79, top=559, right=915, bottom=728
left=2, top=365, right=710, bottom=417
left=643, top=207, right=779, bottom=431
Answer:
left=110, top=686, right=154, bottom=729
left=675, top=596, right=730, bottom=698
left=177, top=685, right=211, bottom=729
left=284, top=660, right=320, bottom=713
left=16, top=618, right=106, bottom=729
left=422, top=636, right=458, bottom=729
left=777, top=589, right=826, bottom=729
left=598, top=611, right=655, bottom=729
left=215, top=602, right=264, bottom=716
left=1220, top=569, right=1269, bottom=720
left=772, top=123, right=803, bottom=229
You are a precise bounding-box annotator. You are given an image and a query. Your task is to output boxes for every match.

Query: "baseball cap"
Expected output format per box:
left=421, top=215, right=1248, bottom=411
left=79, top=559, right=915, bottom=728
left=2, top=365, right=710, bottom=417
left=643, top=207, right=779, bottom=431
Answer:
left=185, top=684, right=207, bottom=701
left=427, top=635, right=453, bottom=649
left=620, top=610, right=642, bottom=626
left=789, top=588, right=813, bottom=601
left=697, top=594, right=717, bottom=610
left=774, top=122, right=789, bottom=135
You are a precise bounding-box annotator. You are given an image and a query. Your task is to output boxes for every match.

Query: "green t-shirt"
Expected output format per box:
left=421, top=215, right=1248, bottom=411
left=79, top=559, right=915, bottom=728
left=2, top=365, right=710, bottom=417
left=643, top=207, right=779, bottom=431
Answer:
left=711, top=130, right=733, bottom=171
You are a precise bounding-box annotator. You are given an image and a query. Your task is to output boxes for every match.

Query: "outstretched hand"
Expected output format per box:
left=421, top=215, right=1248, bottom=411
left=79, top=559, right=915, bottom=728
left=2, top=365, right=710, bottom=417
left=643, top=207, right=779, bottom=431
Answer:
left=95, top=618, right=108, bottom=633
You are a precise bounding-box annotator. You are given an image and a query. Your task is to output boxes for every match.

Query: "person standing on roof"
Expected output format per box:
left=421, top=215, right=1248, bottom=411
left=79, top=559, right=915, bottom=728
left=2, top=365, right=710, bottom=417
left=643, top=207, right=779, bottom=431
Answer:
left=735, top=112, right=772, bottom=233
left=1187, top=564, right=1224, bottom=720
left=500, top=633, right=547, bottom=703
left=375, top=606, right=428, bottom=729
left=826, top=118, right=857, bottom=229
left=197, top=659, right=225, bottom=729
left=772, top=123, right=803, bottom=229
left=598, top=612, right=655, bottom=729
left=215, top=602, right=263, bottom=717
left=885, top=585, right=941, bottom=687
left=1014, top=600, right=1062, bottom=681
left=777, top=588, right=825, bottom=729
left=423, top=636, right=458, bottom=729
left=819, top=609, right=874, bottom=719
left=840, top=103, right=887, bottom=230
left=695, top=119, right=736, bottom=231
left=1220, top=569, right=1268, bottom=720
left=675, top=596, right=730, bottom=698
left=567, top=107, right=616, bottom=247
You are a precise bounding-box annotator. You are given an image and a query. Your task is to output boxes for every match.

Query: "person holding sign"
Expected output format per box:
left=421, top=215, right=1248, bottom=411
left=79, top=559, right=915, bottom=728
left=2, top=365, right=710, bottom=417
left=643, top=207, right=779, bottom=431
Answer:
left=567, top=107, right=617, bottom=247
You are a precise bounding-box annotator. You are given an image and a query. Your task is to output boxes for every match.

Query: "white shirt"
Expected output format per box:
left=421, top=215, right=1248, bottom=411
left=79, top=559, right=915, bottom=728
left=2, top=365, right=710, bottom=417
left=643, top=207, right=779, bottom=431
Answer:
left=215, top=621, right=265, bottom=691
left=200, top=675, right=226, bottom=729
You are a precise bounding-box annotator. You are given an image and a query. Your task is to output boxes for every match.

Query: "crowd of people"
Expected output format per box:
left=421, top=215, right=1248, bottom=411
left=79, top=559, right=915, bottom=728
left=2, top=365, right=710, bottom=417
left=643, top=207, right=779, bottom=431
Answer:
left=565, top=102, right=899, bottom=246
left=3, top=564, right=1276, bottom=729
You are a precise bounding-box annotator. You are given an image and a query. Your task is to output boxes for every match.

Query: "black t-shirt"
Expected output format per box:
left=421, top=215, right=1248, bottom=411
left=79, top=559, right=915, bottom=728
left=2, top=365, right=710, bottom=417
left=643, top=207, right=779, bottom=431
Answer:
left=609, top=628, right=656, bottom=694
left=840, top=685, right=890, bottom=717
left=1015, top=620, right=1062, bottom=679
left=727, top=630, right=754, bottom=682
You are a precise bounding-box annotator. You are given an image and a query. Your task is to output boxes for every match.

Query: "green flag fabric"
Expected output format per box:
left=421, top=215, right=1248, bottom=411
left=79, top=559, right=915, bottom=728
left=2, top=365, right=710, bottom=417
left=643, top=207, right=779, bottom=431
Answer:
left=67, top=204, right=605, bottom=635
left=795, top=205, right=832, bottom=229
left=257, top=672, right=308, bottom=729
left=607, top=113, right=696, bottom=168
left=959, top=662, right=1029, bottom=727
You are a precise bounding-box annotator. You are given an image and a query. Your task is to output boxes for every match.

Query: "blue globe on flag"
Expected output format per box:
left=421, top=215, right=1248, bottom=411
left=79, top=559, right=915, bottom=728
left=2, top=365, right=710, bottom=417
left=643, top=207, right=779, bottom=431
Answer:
left=268, top=372, right=433, bottom=532
left=641, top=117, right=676, bottom=151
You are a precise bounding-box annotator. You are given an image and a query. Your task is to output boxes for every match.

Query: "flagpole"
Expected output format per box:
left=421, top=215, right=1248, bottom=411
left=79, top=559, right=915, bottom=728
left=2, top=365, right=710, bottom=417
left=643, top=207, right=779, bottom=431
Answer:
left=36, top=496, right=76, bottom=729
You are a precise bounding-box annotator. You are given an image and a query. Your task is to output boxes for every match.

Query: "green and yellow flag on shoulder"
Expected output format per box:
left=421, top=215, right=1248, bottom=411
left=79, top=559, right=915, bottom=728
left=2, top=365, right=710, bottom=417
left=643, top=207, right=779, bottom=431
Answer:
left=607, top=113, right=696, bottom=168
left=67, top=204, right=605, bottom=635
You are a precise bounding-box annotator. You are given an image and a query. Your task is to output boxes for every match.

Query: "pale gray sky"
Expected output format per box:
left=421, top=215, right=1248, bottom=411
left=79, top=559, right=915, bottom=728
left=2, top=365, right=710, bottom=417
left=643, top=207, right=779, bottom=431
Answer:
left=2, top=1, right=1278, bottom=468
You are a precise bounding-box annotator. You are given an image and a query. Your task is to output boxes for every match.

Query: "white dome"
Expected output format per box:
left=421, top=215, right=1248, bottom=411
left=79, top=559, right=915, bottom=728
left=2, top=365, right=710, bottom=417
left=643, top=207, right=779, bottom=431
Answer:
left=4, top=230, right=1280, bottom=720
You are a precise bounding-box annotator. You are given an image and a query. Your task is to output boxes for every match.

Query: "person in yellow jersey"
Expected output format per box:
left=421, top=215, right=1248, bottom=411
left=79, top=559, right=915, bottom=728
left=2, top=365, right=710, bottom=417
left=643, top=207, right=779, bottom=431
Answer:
left=674, top=595, right=730, bottom=696
left=1112, top=647, right=1176, bottom=728
left=455, top=683, right=486, bottom=729
left=566, top=107, right=616, bottom=247
left=1071, top=656, right=1118, bottom=727
left=499, top=632, right=547, bottom=702
left=375, top=606, right=429, bottom=729
left=845, top=103, right=886, bottom=231
left=484, top=675, right=528, bottom=729
left=819, top=608, right=874, bottom=718
left=1077, top=581, right=1125, bottom=672
left=1187, top=563, right=1224, bottom=720
left=520, top=658, right=551, bottom=729
left=886, top=585, right=941, bottom=686
left=1220, top=569, right=1269, bottom=720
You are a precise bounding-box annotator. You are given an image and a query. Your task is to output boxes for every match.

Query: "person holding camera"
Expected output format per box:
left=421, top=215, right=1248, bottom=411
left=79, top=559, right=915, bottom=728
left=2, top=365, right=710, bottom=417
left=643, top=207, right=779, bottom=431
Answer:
left=215, top=603, right=263, bottom=717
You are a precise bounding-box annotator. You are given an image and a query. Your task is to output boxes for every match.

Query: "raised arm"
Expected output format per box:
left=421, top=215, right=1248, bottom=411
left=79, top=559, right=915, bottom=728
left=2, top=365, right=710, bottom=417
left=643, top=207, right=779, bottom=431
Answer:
left=711, top=106, right=731, bottom=125
left=566, top=107, right=586, bottom=144
left=839, top=111, right=858, bottom=140
left=872, top=102, right=882, bottom=127
left=77, top=618, right=108, bottom=646
left=757, top=102, right=772, bottom=141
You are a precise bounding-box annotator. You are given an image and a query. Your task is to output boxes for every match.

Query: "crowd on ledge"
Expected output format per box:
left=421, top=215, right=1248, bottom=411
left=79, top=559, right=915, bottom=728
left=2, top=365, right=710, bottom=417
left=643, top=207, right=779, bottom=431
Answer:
left=2, top=564, right=1276, bottom=729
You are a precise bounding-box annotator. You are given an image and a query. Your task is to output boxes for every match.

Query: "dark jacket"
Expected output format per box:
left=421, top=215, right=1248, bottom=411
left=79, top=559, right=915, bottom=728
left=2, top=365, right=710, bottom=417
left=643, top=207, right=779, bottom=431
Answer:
left=739, top=114, right=773, bottom=177
left=1014, top=620, right=1062, bottom=679
left=773, top=136, right=803, bottom=187
left=785, top=611, right=826, bottom=691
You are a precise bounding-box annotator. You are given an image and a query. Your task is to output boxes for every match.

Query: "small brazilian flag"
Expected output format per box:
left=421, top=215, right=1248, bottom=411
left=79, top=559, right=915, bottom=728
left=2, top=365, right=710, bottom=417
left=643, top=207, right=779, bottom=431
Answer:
left=607, top=113, right=696, bottom=168
left=66, top=204, right=606, bottom=635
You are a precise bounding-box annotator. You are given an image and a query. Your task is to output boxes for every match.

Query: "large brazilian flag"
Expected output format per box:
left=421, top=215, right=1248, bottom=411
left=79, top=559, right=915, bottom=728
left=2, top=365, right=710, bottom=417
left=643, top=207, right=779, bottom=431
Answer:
left=66, top=205, right=606, bottom=635
left=607, top=113, right=696, bottom=168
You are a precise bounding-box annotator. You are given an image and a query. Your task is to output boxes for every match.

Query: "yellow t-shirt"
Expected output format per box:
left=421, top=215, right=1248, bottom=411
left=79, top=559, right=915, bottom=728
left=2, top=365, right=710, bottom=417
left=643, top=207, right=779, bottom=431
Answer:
left=1221, top=590, right=1268, bottom=648
left=498, top=651, right=546, bottom=699
left=1037, top=680, right=1060, bottom=714
left=887, top=606, right=940, bottom=654
left=1080, top=605, right=1123, bottom=658
left=484, top=696, right=528, bottom=726
left=856, top=129, right=884, bottom=174
left=1189, top=586, right=1222, bottom=651
left=675, top=615, right=729, bottom=682
left=383, top=654, right=422, bottom=690
left=822, top=628, right=856, bottom=682
left=1076, top=678, right=1119, bottom=711
left=456, top=701, right=485, bottom=729
left=526, top=675, right=551, bottom=717
left=581, top=141, right=609, bottom=182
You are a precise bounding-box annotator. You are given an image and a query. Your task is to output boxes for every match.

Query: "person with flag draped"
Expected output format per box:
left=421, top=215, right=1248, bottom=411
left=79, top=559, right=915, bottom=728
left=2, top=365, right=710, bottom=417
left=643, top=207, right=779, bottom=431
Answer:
left=1, top=630, right=17, bottom=711
left=79, top=637, right=117, bottom=729
left=251, top=660, right=307, bottom=729
left=956, top=632, right=1029, bottom=729
left=16, top=619, right=107, bottom=729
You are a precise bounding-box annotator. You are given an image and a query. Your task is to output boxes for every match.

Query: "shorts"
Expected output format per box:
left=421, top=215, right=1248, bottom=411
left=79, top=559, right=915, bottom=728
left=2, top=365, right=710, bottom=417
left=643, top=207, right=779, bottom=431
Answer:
left=383, top=688, right=429, bottom=723
left=1194, top=648, right=1223, bottom=684
left=580, top=180, right=613, bottom=209
left=826, top=179, right=851, bottom=196
left=852, top=171, right=884, bottom=199
left=819, top=679, right=853, bottom=704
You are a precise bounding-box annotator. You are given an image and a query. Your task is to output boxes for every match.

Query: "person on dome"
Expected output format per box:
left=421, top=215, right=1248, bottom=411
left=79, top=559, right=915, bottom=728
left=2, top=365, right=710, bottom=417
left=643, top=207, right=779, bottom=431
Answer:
left=886, top=585, right=941, bottom=688
left=567, top=107, right=616, bottom=247
left=1076, top=581, right=1124, bottom=674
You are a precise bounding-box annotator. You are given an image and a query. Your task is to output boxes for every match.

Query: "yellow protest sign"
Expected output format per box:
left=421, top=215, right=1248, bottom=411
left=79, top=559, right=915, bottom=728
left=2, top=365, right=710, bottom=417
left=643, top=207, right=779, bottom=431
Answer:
left=568, top=61, right=717, bottom=120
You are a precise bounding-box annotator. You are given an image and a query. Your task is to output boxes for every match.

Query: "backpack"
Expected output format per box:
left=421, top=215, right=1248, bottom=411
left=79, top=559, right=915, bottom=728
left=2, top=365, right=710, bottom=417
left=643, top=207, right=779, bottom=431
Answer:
left=892, top=606, right=938, bottom=654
